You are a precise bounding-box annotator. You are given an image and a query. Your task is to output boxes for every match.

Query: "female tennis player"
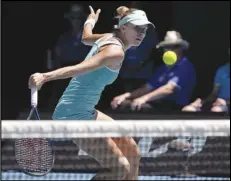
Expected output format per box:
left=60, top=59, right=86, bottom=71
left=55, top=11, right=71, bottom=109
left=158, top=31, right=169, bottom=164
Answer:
left=29, top=6, right=154, bottom=180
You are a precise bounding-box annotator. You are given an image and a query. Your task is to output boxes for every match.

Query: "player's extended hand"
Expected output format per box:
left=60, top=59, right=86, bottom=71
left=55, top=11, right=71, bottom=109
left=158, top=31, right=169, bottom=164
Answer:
left=28, top=73, right=45, bottom=90
left=131, top=97, right=148, bottom=111
left=87, top=5, right=101, bottom=24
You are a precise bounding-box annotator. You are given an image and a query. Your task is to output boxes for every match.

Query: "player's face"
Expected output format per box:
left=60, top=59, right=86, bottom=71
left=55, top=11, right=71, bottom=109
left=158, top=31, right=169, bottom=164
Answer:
left=122, top=23, right=148, bottom=46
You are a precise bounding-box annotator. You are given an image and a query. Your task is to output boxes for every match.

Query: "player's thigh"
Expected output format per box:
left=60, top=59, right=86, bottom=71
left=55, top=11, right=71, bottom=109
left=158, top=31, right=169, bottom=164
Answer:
left=73, top=137, right=128, bottom=168
left=73, top=110, right=114, bottom=156
left=95, top=110, right=140, bottom=157
left=112, top=137, right=140, bottom=158
left=95, top=110, right=114, bottom=121
left=95, top=110, right=140, bottom=159
left=74, top=111, right=125, bottom=165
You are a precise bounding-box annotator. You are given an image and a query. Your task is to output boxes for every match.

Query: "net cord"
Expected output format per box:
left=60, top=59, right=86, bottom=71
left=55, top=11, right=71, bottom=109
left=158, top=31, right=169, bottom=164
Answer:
left=2, top=120, right=230, bottom=138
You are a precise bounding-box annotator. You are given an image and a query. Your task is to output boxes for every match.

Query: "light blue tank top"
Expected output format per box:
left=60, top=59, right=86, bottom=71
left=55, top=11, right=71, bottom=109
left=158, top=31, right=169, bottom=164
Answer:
left=53, top=35, right=124, bottom=120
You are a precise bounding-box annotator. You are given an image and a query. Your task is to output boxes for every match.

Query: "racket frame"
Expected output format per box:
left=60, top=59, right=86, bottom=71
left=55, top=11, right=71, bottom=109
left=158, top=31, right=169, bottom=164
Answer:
left=15, top=88, right=55, bottom=176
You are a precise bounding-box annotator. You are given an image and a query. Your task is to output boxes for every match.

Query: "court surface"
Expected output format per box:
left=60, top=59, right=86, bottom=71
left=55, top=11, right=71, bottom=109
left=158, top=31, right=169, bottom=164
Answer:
left=1, top=172, right=230, bottom=180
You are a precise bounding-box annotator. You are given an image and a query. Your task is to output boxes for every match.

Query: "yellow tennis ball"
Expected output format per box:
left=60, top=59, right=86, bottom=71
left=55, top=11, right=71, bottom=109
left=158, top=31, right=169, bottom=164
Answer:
left=163, top=51, right=177, bottom=65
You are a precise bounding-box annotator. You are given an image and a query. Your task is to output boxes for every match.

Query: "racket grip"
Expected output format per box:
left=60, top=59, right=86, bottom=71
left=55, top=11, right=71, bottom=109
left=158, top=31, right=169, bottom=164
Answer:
left=31, top=87, right=38, bottom=106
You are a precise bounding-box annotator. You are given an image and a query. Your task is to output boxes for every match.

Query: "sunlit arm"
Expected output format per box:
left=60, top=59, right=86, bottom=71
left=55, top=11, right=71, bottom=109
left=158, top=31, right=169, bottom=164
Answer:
left=82, top=23, right=111, bottom=46
left=42, top=45, right=124, bottom=83
left=139, top=82, right=177, bottom=102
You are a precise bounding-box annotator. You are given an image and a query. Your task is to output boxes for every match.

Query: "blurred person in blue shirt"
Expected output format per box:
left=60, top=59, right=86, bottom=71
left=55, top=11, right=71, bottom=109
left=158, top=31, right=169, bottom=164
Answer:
left=54, top=4, right=91, bottom=68
left=182, top=48, right=230, bottom=113
left=111, top=31, right=196, bottom=112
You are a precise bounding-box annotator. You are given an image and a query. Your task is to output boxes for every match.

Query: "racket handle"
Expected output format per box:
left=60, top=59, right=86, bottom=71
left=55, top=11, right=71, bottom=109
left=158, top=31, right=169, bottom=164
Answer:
left=31, top=87, right=38, bottom=106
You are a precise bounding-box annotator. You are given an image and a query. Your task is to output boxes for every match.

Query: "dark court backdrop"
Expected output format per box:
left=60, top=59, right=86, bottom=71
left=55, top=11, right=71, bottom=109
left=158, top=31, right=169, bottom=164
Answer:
left=1, top=1, right=230, bottom=119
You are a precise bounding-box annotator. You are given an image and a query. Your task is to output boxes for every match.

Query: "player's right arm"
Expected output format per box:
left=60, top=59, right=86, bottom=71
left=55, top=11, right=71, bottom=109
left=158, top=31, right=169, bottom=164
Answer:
left=28, top=45, right=124, bottom=90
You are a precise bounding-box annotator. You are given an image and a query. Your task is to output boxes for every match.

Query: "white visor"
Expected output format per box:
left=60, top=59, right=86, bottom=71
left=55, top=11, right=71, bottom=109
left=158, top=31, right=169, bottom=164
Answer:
left=119, top=10, right=155, bottom=27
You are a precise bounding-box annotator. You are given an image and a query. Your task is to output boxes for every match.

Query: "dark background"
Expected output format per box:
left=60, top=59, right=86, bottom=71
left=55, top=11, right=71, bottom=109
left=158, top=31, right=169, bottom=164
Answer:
left=1, top=1, right=230, bottom=118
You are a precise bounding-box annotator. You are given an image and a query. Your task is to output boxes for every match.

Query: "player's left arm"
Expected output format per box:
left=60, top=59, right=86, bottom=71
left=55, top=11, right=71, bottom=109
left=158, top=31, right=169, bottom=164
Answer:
left=81, top=6, right=111, bottom=46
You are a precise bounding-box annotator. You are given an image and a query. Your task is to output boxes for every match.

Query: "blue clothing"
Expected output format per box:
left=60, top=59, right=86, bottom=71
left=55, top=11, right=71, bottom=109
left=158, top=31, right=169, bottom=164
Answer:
left=119, top=29, right=157, bottom=79
left=56, top=30, right=91, bottom=65
left=214, top=63, right=230, bottom=100
left=53, top=35, right=123, bottom=120
left=147, top=57, right=196, bottom=106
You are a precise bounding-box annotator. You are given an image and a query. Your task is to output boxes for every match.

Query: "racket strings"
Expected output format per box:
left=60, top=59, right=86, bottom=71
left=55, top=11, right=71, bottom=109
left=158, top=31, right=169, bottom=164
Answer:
left=15, top=139, right=53, bottom=174
left=14, top=89, right=54, bottom=176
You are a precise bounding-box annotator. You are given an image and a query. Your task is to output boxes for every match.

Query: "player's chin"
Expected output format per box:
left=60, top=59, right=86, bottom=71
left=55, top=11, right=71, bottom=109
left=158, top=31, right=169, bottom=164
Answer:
left=132, top=39, right=143, bottom=46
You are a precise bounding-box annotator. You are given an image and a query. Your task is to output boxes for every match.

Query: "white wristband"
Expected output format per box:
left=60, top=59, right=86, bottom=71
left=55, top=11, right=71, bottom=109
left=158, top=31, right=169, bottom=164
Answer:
left=84, top=19, right=96, bottom=29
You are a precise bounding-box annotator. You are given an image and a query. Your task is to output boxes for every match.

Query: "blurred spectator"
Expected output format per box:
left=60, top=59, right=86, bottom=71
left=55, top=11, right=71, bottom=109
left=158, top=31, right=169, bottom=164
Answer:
left=111, top=31, right=196, bottom=112
left=55, top=4, right=91, bottom=68
left=182, top=48, right=230, bottom=113
left=49, top=4, right=91, bottom=110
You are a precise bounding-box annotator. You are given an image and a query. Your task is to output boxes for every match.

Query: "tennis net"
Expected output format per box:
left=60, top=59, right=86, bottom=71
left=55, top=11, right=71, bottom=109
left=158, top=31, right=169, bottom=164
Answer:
left=1, top=120, right=230, bottom=180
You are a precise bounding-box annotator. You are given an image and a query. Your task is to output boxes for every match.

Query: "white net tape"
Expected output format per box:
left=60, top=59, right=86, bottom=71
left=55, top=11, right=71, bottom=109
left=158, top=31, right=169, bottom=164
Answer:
left=1, top=120, right=230, bottom=180
left=2, top=120, right=230, bottom=138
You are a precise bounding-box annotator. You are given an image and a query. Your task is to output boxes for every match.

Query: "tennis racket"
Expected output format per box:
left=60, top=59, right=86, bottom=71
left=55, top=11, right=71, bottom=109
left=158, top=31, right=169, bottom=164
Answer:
left=15, top=88, right=55, bottom=176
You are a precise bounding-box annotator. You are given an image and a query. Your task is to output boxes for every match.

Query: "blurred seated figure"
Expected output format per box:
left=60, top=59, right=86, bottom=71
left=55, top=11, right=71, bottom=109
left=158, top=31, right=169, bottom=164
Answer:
left=55, top=4, right=90, bottom=68
left=49, top=4, right=91, bottom=110
left=111, top=31, right=196, bottom=112
left=182, top=48, right=230, bottom=113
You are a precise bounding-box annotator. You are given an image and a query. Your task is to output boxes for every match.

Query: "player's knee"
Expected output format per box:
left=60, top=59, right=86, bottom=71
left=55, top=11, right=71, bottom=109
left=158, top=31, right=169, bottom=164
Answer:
left=132, top=146, right=141, bottom=169
left=128, top=142, right=141, bottom=160
left=127, top=143, right=141, bottom=170
left=117, top=156, right=130, bottom=176
left=182, top=105, right=198, bottom=112
left=133, top=145, right=141, bottom=161
left=211, top=106, right=224, bottom=112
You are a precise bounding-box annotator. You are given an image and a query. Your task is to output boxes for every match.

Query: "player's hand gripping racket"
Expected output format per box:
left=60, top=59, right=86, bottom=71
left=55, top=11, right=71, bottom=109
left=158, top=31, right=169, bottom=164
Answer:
left=15, top=88, right=54, bottom=176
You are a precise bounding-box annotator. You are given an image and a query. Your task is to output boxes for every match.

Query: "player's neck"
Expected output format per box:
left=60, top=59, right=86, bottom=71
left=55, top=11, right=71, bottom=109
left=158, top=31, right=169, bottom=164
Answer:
left=115, top=32, right=131, bottom=51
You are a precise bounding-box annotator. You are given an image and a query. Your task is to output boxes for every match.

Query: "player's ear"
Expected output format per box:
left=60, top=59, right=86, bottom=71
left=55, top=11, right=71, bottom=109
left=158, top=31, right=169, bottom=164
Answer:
left=119, top=24, right=127, bottom=33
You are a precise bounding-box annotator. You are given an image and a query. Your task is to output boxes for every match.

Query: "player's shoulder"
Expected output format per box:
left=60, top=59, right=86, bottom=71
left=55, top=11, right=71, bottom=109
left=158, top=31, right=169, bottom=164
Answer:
left=105, top=36, right=124, bottom=49
left=101, top=44, right=125, bottom=60
left=98, top=35, right=125, bottom=58
left=101, top=33, right=124, bottom=48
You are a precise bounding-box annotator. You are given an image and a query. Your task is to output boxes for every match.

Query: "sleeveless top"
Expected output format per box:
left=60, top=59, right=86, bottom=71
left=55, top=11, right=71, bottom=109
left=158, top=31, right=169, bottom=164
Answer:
left=52, top=34, right=124, bottom=119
